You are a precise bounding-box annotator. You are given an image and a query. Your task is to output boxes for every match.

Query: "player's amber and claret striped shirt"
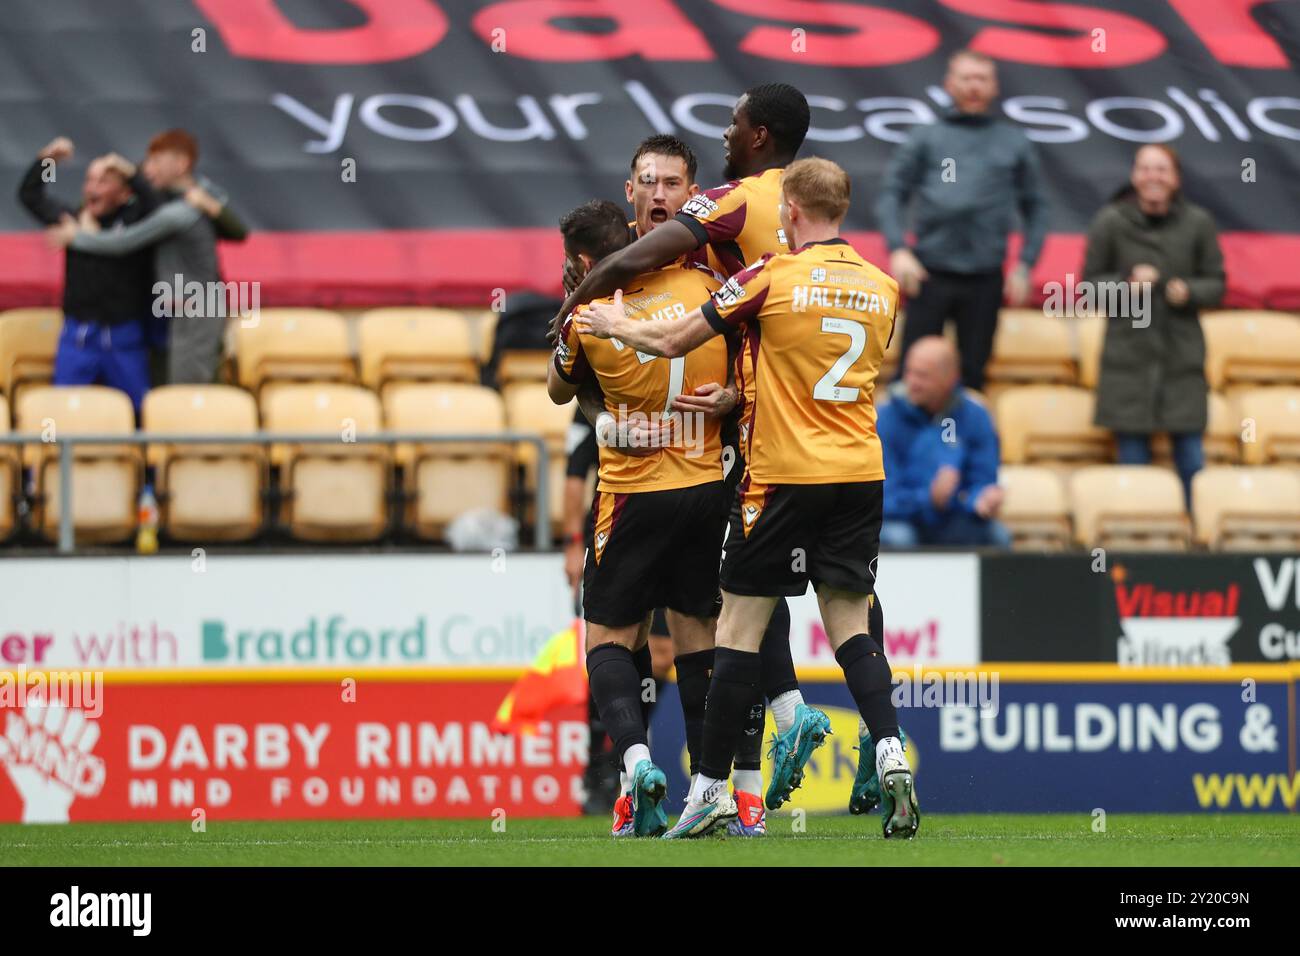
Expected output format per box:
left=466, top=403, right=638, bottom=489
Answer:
left=675, top=166, right=787, bottom=277
left=554, top=259, right=726, bottom=493
left=675, top=166, right=790, bottom=458
left=701, top=238, right=898, bottom=485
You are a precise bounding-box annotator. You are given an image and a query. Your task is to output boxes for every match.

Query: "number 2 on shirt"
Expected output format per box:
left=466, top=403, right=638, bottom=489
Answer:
left=813, top=317, right=865, bottom=403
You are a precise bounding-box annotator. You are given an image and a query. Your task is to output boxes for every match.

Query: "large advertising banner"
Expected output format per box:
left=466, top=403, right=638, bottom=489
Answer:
left=982, top=554, right=1300, bottom=665
left=650, top=666, right=1300, bottom=815
left=0, top=675, right=586, bottom=823
left=1, top=666, right=1294, bottom=821
left=0, top=552, right=980, bottom=671
left=2, top=2, right=1298, bottom=307
left=789, top=553, right=980, bottom=667
left=0, top=554, right=575, bottom=670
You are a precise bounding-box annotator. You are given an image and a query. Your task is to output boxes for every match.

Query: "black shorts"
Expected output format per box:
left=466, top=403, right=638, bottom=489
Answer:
left=720, top=478, right=882, bottom=597
left=582, top=481, right=727, bottom=628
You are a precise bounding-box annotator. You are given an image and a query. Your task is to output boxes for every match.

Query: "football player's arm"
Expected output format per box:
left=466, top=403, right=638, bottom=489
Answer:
left=547, top=361, right=579, bottom=405
left=548, top=311, right=589, bottom=404
left=576, top=292, right=717, bottom=359
left=550, top=221, right=696, bottom=341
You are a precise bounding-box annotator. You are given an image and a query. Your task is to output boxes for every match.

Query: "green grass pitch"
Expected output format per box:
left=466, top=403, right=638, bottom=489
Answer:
left=1, top=814, right=1297, bottom=866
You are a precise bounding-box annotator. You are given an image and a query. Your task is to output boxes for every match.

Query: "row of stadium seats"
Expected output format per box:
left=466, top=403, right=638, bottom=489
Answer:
left=0, top=382, right=573, bottom=545
left=999, top=464, right=1300, bottom=552
left=879, top=384, right=1300, bottom=467
left=877, top=308, right=1300, bottom=396
left=4, top=308, right=1299, bottom=426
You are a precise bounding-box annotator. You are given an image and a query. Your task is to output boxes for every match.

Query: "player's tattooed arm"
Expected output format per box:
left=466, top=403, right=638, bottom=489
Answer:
left=577, top=290, right=717, bottom=358
left=550, top=220, right=697, bottom=343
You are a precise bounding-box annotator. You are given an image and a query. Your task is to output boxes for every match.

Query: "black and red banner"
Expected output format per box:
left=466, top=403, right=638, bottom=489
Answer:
left=1, top=0, right=1298, bottom=307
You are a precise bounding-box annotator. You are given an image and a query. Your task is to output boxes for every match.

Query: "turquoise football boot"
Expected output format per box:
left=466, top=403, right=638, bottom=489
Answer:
left=763, top=703, right=832, bottom=810
left=849, top=727, right=908, bottom=815
left=630, top=760, right=668, bottom=837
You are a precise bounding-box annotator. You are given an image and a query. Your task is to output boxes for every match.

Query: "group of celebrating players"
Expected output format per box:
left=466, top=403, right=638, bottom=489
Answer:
left=546, top=83, right=919, bottom=840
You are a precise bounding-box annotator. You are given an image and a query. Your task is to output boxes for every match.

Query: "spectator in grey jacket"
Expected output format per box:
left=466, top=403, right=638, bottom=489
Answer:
left=48, top=129, right=247, bottom=385
left=877, top=49, right=1048, bottom=391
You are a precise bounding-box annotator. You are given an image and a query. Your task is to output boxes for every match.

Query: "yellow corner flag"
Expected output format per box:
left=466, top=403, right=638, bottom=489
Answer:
left=492, top=619, right=587, bottom=735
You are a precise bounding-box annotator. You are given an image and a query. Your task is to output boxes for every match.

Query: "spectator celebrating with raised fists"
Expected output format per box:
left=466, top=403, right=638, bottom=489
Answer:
left=1084, top=143, right=1225, bottom=507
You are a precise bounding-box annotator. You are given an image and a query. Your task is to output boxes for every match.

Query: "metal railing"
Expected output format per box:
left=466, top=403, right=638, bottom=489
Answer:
left=0, top=431, right=551, bottom=552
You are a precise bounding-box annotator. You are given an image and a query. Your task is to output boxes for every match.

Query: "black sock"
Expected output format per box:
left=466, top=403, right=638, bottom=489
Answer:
left=586, top=690, right=610, bottom=773
left=673, top=648, right=713, bottom=776
left=734, top=688, right=765, bottom=772
left=586, top=643, right=648, bottom=768
left=699, top=647, right=761, bottom=780
left=631, top=643, right=657, bottom=729
left=760, top=596, right=799, bottom=700
left=835, top=633, right=899, bottom=741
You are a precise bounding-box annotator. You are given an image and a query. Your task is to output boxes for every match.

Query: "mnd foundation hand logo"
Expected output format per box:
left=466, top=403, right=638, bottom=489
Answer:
left=0, top=691, right=106, bottom=823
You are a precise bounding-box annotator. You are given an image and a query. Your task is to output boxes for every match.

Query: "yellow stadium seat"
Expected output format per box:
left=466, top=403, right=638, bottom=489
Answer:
left=1070, top=465, right=1191, bottom=551
left=497, top=350, right=553, bottom=389
left=0, top=308, right=61, bottom=416
left=262, top=384, right=388, bottom=542
left=998, top=465, right=1072, bottom=551
left=1072, top=314, right=1107, bottom=389
left=985, top=310, right=1076, bottom=386
left=0, top=394, right=16, bottom=539
left=997, top=386, right=1111, bottom=465
left=382, top=383, right=510, bottom=541
left=357, top=308, right=478, bottom=393
left=1192, top=466, right=1300, bottom=551
left=1235, top=387, right=1300, bottom=465
left=16, top=385, right=141, bottom=544
left=505, top=382, right=576, bottom=537
left=142, top=385, right=265, bottom=541
left=1201, top=311, right=1300, bottom=390
left=470, top=310, right=499, bottom=363
left=234, top=308, right=355, bottom=404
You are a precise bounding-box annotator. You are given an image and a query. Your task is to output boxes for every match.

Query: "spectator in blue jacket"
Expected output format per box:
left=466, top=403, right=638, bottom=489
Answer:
left=878, top=336, right=1011, bottom=548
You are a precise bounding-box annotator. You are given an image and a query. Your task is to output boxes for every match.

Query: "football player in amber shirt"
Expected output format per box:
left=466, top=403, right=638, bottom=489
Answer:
left=548, top=198, right=729, bottom=838
left=578, top=159, right=920, bottom=841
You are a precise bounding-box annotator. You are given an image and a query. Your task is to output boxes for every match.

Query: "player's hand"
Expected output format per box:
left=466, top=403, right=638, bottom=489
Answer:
left=618, top=417, right=675, bottom=457
left=973, top=484, right=1004, bottom=519
left=45, top=214, right=77, bottom=249
left=562, top=257, right=583, bottom=296
left=672, top=382, right=737, bottom=419
left=575, top=290, right=623, bottom=339
left=1004, top=264, right=1030, bottom=307
left=1129, top=263, right=1160, bottom=286
left=930, top=465, right=961, bottom=510
left=890, top=248, right=929, bottom=298
left=77, top=207, right=100, bottom=233
left=39, top=137, right=74, bottom=163
left=184, top=185, right=222, bottom=218
left=563, top=537, right=584, bottom=590
left=1165, top=278, right=1190, bottom=308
